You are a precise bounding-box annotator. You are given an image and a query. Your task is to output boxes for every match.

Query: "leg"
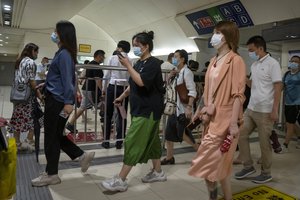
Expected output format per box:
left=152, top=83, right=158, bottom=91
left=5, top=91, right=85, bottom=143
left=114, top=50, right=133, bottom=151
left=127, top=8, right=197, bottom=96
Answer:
left=118, top=164, right=133, bottom=181
left=220, top=176, right=232, bottom=200
left=152, top=159, right=162, bottom=172
left=205, top=179, right=218, bottom=200
left=255, top=112, right=273, bottom=176
left=238, top=109, right=256, bottom=168
left=44, top=94, right=65, bottom=175
left=183, top=132, right=199, bottom=150
left=103, top=85, right=115, bottom=143
left=27, top=129, right=34, bottom=141
left=165, top=140, right=174, bottom=159
left=284, top=122, right=296, bottom=146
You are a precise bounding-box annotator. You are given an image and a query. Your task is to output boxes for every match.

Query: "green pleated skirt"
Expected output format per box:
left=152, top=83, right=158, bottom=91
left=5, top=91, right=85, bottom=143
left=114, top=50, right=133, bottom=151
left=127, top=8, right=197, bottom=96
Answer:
left=123, top=113, right=162, bottom=166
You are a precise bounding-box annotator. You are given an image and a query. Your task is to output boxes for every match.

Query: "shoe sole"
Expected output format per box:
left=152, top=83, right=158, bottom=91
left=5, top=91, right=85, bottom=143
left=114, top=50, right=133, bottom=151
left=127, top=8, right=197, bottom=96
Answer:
left=101, top=182, right=127, bottom=192
left=235, top=169, right=256, bottom=179
left=141, top=177, right=167, bottom=183
left=252, top=177, right=272, bottom=184
left=32, top=179, right=61, bottom=187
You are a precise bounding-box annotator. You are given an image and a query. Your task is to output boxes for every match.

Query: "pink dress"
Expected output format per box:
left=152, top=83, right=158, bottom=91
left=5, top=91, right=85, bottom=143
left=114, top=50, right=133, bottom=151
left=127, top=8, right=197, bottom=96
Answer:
left=188, top=51, right=246, bottom=182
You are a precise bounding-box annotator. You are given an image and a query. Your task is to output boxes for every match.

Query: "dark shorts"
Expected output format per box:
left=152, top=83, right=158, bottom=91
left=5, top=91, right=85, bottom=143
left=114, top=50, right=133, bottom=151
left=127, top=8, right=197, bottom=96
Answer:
left=165, top=114, right=195, bottom=143
left=285, top=105, right=300, bottom=123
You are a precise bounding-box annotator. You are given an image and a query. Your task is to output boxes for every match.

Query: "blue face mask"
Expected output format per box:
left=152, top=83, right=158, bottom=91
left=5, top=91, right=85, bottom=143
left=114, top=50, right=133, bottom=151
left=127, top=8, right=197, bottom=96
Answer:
left=51, top=32, right=59, bottom=44
left=288, top=62, right=299, bottom=69
left=172, top=57, right=178, bottom=66
left=249, top=51, right=259, bottom=60
left=133, top=47, right=142, bottom=57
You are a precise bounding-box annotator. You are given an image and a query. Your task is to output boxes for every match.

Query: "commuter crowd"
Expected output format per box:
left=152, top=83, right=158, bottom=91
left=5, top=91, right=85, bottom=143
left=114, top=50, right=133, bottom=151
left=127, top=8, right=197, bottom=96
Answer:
left=5, top=19, right=300, bottom=200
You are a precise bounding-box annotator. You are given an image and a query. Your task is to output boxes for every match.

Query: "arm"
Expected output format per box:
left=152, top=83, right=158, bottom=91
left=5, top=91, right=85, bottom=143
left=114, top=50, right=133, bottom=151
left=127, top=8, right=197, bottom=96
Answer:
left=271, top=82, right=282, bottom=122
left=229, top=97, right=241, bottom=138
left=114, top=86, right=130, bottom=106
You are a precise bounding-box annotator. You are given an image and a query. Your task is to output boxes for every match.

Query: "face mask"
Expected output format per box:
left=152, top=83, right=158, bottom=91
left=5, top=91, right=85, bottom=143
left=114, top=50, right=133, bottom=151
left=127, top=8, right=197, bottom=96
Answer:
left=249, top=51, right=259, bottom=60
left=172, top=57, right=179, bottom=66
left=210, top=33, right=224, bottom=49
left=288, top=62, right=299, bottom=69
left=133, top=47, right=142, bottom=57
left=51, top=32, right=59, bottom=44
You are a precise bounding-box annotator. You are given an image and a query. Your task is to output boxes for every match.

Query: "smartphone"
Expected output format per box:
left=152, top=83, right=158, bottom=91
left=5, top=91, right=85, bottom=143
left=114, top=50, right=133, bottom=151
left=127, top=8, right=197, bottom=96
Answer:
left=186, top=118, right=202, bottom=132
left=115, top=51, right=124, bottom=58
left=59, top=109, right=69, bottom=119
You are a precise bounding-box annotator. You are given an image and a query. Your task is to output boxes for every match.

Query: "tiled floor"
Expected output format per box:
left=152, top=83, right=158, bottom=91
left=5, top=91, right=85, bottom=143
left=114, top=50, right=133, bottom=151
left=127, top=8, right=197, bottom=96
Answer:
left=1, top=86, right=300, bottom=200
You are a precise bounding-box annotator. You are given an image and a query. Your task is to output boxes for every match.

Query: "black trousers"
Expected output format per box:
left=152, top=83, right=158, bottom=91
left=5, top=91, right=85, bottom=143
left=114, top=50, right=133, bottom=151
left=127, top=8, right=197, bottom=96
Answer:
left=104, top=84, right=128, bottom=145
left=44, top=92, right=84, bottom=175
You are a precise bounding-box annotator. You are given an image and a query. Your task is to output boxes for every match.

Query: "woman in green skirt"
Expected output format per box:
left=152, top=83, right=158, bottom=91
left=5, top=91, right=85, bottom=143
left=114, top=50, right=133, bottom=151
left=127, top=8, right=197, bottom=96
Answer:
left=101, top=31, right=167, bottom=192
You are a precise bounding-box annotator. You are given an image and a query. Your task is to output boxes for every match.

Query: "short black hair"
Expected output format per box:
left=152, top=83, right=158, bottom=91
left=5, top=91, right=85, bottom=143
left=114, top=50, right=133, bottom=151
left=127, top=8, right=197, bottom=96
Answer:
left=246, top=35, right=267, bottom=52
left=175, top=49, right=188, bottom=65
left=117, top=40, right=130, bottom=53
left=94, top=50, right=105, bottom=58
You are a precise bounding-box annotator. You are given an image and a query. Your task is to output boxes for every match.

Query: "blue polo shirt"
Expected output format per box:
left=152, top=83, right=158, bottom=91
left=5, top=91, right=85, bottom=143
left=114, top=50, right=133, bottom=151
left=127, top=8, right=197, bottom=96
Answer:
left=284, top=71, right=300, bottom=105
left=45, top=48, right=75, bottom=104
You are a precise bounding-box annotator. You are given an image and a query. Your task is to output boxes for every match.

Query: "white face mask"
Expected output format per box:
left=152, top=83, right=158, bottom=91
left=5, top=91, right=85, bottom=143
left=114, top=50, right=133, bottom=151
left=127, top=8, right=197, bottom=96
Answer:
left=210, top=33, right=224, bottom=49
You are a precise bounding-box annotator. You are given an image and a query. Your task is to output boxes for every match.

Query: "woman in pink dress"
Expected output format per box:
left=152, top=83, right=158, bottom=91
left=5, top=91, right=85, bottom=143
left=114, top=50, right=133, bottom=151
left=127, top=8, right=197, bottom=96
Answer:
left=188, top=21, right=246, bottom=200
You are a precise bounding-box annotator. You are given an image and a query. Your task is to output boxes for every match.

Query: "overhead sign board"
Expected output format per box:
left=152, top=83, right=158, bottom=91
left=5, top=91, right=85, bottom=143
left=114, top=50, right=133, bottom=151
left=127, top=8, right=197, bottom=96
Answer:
left=186, top=0, right=253, bottom=35
left=79, top=44, right=91, bottom=53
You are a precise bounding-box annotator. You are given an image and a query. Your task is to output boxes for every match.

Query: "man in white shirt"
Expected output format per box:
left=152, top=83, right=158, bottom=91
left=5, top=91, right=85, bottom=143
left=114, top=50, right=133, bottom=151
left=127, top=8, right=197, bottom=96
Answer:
left=235, top=36, right=282, bottom=184
left=35, top=57, right=49, bottom=85
left=101, top=40, right=132, bottom=149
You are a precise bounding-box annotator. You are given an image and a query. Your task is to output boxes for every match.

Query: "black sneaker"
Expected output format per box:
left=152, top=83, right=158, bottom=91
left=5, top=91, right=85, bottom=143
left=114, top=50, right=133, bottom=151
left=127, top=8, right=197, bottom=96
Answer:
left=161, top=157, right=175, bottom=165
left=235, top=166, right=256, bottom=179
left=115, top=142, right=123, bottom=149
left=101, top=142, right=110, bottom=149
left=252, top=173, right=272, bottom=184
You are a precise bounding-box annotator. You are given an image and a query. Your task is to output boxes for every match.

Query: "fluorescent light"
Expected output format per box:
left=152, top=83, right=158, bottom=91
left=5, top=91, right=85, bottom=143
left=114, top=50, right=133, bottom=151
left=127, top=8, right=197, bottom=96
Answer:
left=3, top=5, right=11, bottom=10
left=0, top=44, right=3, bottom=46
left=5, top=36, right=8, bottom=39
left=0, top=34, right=2, bottom=36
left=0, top=39, right=2, bottom=42
left=4, top=21, right=10, bottom=25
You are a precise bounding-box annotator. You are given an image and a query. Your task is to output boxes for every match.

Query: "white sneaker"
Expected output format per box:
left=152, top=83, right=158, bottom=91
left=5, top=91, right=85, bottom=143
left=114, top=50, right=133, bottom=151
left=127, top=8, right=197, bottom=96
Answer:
left=31, top=172, right=61, bottom=187
left=101, top=175, right=128, bottom=192
left=80, top=152, right=95, bottom=173
left=20, top=141, right=35, bottom=152
left=141, top=169, right=167, bottom=183
left=281, top=145, right=289, bottom=153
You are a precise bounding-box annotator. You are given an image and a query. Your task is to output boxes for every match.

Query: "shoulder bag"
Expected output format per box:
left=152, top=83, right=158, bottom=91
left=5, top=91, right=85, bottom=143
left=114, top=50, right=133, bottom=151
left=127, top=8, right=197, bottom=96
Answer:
left=10, top=78, right=31, bottom=104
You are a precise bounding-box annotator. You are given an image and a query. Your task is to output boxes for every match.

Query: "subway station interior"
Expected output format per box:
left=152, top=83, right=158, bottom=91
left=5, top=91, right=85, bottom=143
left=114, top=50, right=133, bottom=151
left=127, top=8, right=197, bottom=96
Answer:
left=0, top=0, right=300, bottom=199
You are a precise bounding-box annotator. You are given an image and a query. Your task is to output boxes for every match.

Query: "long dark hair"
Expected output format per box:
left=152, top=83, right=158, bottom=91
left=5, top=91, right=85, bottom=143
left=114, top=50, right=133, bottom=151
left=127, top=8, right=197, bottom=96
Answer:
left=15, top=43, right=39, bottom=69
left=56, top=20, right=77, bottom=63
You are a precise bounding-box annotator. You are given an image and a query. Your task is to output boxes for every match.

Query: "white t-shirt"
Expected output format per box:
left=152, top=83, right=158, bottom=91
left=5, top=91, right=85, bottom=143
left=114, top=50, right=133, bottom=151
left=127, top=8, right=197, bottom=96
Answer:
left=35, top=63, right=47, bottom=80
left=176, top=65, right=197, bottom=116
left=102, top=52, right=131, bottom=88
left=248, top=54, right=282, bottom=113
left=161, top=61, right=175, bottom=71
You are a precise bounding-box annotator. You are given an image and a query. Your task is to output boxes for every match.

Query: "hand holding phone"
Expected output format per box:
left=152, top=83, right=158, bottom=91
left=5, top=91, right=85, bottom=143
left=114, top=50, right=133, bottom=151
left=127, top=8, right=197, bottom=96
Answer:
left=115, top=51, right=124, bottom=58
